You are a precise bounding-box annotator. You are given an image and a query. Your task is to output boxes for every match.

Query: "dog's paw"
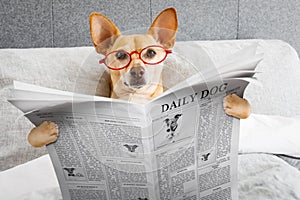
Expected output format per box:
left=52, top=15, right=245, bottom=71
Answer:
left=28, top=121, right=59, bottom=148
left=223, top=94, right=251, bottom=119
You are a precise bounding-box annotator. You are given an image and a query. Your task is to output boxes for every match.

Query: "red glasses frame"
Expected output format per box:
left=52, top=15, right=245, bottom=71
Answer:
left=99, top=45, right=172, bottom=70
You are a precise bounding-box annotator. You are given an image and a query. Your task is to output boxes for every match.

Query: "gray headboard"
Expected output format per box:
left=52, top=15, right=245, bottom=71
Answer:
left=1, top=0, right=300, bottom=55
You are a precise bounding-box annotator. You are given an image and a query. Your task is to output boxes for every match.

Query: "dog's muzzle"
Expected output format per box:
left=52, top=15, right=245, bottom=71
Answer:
left=125, top=66, right=147, bottom=89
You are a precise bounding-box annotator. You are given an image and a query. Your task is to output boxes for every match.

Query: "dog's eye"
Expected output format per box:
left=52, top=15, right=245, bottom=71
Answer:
left=145, top=49, right=156, bottom=58
left=115, top=51, right=128, bottom=60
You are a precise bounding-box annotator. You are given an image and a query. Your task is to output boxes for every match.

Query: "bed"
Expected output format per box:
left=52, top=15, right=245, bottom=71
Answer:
left=1, top=39, right=300, bottom=199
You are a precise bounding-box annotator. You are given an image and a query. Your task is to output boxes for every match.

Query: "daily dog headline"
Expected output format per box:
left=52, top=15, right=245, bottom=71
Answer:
left=161, top=83, right=228, bottom=113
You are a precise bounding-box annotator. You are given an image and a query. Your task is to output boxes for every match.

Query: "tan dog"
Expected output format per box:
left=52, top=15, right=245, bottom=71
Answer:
left=28, top=8, right=250, bottom=148
left=90, top=8, right=178, bottom=103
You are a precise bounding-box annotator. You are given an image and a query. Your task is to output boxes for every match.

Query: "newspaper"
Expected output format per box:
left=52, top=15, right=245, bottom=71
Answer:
left=9, top=46, right=262, bottom=200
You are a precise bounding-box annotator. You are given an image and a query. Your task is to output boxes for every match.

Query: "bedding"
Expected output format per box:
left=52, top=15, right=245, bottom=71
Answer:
left=1, top=114, right=300, bottom=200
left=240, top=114, right=300, bottom=157
left=1, top=39, right=300, bottom=199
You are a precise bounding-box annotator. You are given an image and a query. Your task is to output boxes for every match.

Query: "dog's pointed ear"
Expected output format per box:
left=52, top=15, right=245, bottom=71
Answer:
left=147, top=8, right=178, bottom=49
left=174, top=114, right=182, bottom=120
left=164, top=118, right=170, bottom=125
left=90, top=12, right=121, bottom=55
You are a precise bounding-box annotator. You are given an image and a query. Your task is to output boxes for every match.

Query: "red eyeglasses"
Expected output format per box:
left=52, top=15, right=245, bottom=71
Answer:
left=99, top=45, right=172, bottom=70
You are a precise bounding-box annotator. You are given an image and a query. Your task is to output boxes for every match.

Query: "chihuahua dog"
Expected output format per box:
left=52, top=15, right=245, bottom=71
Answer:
left=90, top=8, right=178, bottom=103
left=28, top=8, right=251, bottom=148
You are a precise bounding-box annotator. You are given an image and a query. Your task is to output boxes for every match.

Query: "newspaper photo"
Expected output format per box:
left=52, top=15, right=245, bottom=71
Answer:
left=9, top=45, right=262, bottom=200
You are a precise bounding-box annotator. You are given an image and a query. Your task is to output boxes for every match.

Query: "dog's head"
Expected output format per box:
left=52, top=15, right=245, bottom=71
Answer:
left=164, top=114, right=182, bottom=132
left=90, top=8, right=177, bottom=100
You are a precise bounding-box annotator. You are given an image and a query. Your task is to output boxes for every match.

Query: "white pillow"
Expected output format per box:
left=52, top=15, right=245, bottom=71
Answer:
left=240, top=114, right=300, bottom=157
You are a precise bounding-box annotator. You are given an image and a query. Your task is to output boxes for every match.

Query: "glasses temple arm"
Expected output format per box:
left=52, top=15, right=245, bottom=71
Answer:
left=99, top=58, right=105, bottom=64
left=166, top=49, right=172, bottom=54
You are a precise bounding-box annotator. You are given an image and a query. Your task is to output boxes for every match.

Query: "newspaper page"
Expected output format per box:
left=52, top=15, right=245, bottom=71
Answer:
left=24, top=100, right=158, bottom=200
left=10, top=76, right=251, bottom=200
left=147, top=78, right=248, bottom=200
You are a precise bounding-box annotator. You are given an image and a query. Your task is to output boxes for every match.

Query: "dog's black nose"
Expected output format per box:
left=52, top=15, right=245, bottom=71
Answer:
left=130, top=66, right=145, bottom=78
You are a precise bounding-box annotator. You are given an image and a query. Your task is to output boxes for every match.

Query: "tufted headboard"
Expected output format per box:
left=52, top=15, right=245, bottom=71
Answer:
left=1, top=0, right=300, bottom=56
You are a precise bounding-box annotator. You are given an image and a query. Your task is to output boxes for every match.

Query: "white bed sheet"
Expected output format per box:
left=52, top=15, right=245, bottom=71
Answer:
left=240, top=114, right=300, bottom=157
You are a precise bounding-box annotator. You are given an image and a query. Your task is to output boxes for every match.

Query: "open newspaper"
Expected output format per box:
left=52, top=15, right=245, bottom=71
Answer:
left=9, top=45, right=262, bottom=200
